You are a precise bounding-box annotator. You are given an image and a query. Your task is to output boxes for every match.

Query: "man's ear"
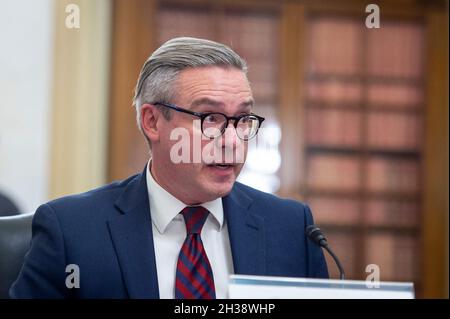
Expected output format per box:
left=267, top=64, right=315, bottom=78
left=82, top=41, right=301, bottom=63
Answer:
left=141, top=104, right=161, bottom=143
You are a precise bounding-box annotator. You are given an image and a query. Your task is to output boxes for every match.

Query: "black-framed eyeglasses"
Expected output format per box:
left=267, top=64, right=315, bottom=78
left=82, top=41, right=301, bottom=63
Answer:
left=153, top=102, right=265, bottom=141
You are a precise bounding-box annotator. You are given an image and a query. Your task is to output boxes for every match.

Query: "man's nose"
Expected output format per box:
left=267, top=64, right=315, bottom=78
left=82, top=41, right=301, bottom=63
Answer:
left=220, top=122, right=241, bottom=149
left=214, top=123, right=244, bottom=163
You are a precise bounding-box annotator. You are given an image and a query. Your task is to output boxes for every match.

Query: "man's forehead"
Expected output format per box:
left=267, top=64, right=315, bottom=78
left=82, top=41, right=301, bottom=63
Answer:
left=176, top=66, right=253, bottom=107
left=190, top=97, right=254, bottom=109
left=177, top=66, right=250, bottom=87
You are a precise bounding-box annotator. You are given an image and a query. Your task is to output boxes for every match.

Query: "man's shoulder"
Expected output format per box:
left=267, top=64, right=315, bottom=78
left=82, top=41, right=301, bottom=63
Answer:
left=42, top=173, right=140, bottom=218
left=232, top=182, right=316, bottom=237
left=233, top=182, right=311, bottom=215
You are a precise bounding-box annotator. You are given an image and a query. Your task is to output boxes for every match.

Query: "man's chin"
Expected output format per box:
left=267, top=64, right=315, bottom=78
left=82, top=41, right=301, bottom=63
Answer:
left=202, top=180, right=235, bottom=201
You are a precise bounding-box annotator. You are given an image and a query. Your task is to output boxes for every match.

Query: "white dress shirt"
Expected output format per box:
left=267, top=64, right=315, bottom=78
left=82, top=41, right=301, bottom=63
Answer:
left=146, top=161, right=234, bottom=299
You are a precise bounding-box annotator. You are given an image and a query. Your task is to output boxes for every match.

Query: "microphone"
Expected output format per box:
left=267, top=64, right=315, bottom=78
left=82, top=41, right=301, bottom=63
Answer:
left=306, top=225, right=345, bottom=280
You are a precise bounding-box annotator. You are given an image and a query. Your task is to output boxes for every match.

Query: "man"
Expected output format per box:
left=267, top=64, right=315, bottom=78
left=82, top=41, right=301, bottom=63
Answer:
left=10, top=37, right=328, bottom=299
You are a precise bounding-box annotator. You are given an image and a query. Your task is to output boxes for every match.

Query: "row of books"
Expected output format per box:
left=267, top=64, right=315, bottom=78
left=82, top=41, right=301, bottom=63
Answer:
left=306, top=154, right=420, bottom=194
left=306, top=108, right=362, bottom=147
left=366, top=112, right=422, bottom=150
left=308, top=196, right=419, bottom=228
left=307, top=81, right=423, bottom=108
left=306, top=154, right=362, bottom=191
left=307, top=17, right=424, bottom=79
left=219, top=13, right=278, bottom=51
left=366, top=23, right=424, bottom=79
left=307, top=197, right=360, bottom=225
left=366, top=157, right=420, bottom=194
left=365, top=199, right=419, bottom=228
left=305, top=108, right=422, bottom=150
left=308, top=18, right=364, bottom=75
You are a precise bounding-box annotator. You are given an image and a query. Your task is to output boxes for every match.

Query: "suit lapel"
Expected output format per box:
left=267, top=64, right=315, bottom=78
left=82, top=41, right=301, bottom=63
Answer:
left=107, top=168, right=160, bottom=298
left=107, top=170, right=266, bottom=297
left=223, top=184, right=266, bottom=276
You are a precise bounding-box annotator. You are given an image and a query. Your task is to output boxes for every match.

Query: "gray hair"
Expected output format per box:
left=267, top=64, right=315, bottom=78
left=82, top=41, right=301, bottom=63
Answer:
left=133, top=37, right=248, bottom=145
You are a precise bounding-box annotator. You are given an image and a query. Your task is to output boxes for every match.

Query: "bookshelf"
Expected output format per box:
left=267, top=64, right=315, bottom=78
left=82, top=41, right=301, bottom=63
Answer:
left=302, top=15, right=425, bottom=286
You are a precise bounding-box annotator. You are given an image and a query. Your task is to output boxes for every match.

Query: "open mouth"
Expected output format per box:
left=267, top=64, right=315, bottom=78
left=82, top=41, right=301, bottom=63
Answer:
left=207, top=163, right=234, bottom=170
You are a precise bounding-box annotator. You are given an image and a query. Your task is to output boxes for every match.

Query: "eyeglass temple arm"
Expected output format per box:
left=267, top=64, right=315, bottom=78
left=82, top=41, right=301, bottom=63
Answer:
left=154, top=102, right=202, bottom=117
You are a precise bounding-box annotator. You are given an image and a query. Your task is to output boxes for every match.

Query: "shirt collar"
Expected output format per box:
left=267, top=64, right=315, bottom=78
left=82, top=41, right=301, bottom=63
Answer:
left=146, top=159, right=224, bottom=234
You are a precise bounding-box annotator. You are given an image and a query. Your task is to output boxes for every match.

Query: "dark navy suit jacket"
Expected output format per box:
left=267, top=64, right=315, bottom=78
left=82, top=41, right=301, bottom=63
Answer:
left=10, top=167, right=328, bottom=298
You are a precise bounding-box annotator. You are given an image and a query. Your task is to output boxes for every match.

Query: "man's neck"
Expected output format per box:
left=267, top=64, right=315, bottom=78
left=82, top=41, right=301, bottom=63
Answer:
left=149, top=160, right=203, bottom=206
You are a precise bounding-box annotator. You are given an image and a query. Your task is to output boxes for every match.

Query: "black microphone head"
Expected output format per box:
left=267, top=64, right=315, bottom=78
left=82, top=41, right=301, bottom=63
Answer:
left=306, top=225, right=345, bottom=279
left=306, top=225, right=328, bottom=247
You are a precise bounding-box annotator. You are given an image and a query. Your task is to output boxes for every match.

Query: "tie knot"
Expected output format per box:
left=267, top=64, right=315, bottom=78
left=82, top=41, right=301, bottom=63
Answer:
left=181, top=206, right=210, bottom=235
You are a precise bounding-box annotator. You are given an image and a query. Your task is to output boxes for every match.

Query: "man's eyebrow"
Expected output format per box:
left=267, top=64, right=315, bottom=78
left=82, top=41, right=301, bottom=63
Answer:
left=190, top=98, right=254, bottom=110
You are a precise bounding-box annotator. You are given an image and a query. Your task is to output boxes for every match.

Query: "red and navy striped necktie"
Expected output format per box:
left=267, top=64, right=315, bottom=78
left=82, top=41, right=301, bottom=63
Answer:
left=175, top=206, right=216, bottom=299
